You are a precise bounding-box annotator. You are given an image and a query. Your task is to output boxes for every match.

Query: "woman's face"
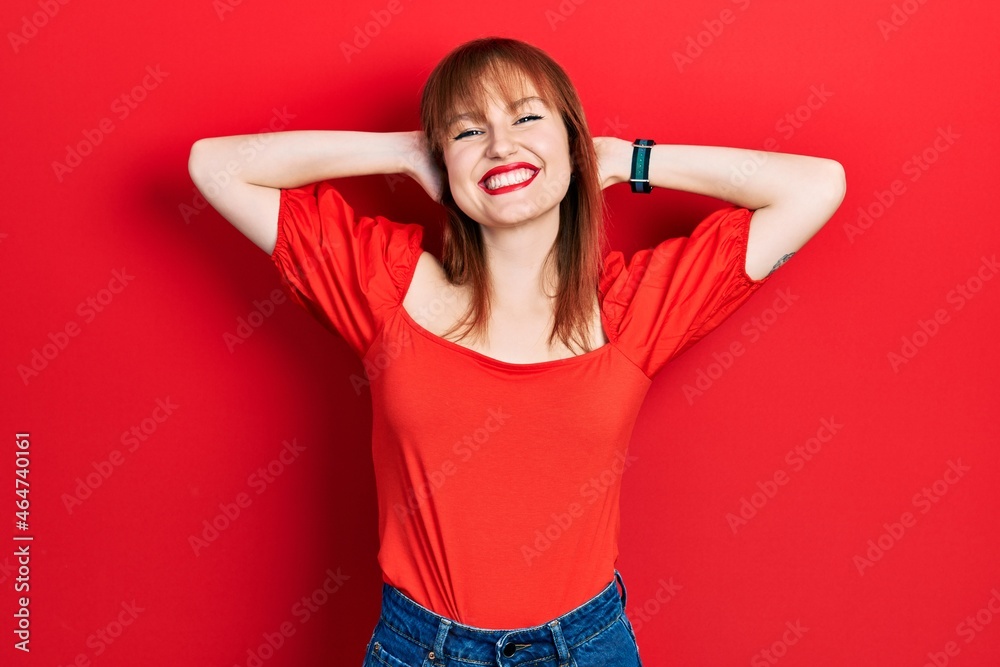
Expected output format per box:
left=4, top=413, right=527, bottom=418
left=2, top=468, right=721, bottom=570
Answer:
left=441, top=79, right=572, bottom=230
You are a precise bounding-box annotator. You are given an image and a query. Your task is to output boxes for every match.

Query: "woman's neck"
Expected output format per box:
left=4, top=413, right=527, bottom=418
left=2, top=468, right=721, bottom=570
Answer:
left=479, top=208, right=561, bottom=307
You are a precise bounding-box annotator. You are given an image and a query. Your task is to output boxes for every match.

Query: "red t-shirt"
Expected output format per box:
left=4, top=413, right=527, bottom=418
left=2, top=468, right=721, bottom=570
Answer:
left=270, top=179, right=770, bottom=628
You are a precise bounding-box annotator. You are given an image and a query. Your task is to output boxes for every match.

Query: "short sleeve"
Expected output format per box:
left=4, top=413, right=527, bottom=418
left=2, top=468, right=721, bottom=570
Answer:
left=600, top=205, right=770, bottom=379
left=269, top=180, right=424, bottom=358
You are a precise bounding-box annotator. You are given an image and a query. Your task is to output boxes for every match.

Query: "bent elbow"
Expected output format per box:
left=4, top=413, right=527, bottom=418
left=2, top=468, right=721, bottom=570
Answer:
left=188, top=139, right=206, bottom=183
left=821, top=159, right=847, bottom=208
left=187, top=138, right=218, bottom=184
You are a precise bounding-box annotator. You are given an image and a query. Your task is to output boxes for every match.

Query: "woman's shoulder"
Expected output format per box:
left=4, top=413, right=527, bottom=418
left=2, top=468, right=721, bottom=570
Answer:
left=401, top=252, right=470, bottom=335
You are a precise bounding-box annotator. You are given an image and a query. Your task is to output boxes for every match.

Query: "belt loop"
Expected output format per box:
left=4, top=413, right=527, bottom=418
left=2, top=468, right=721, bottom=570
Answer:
left=431, top=618, right=450, bottom=665
left=614, top=569, right=627, bottom=609
left=548, top=620, right=572, bottom=667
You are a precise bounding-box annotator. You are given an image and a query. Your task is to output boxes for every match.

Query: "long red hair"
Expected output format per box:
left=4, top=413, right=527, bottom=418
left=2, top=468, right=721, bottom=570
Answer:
left=419, top=36, right=608, bottom=354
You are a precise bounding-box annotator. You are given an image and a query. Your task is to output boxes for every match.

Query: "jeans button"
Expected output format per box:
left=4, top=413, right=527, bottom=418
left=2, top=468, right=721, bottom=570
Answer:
left=502, top=642, right=516, bottom=657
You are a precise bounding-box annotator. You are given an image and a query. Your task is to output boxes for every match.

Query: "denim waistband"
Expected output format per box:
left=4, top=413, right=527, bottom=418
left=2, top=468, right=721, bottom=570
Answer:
left=377, top=570, right=628, bottom=666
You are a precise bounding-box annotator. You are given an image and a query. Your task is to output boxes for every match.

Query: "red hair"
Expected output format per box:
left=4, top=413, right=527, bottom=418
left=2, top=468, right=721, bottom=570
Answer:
left=419, top=36, right=608, bottom=354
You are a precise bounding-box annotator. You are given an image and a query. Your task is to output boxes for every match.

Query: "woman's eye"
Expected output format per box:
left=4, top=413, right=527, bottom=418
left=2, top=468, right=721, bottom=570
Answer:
left=454, top=114, right=542, bottom=141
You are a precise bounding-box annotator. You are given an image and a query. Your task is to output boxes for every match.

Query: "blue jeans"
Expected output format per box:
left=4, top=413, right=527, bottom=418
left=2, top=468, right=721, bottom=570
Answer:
left=362, top=570, right=642, bottom=667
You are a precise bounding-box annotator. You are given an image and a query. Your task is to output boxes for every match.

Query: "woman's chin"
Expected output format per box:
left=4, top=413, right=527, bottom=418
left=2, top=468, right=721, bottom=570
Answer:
left=482, top=206, right=552, bottom=229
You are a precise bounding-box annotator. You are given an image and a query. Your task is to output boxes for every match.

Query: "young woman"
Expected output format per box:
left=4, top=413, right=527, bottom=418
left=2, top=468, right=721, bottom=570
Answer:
left=189, top=36, right=845, bottom=667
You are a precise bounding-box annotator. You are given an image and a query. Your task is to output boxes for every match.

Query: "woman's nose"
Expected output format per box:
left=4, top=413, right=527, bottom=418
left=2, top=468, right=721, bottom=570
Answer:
left=485, top=126, right=516, bottom=159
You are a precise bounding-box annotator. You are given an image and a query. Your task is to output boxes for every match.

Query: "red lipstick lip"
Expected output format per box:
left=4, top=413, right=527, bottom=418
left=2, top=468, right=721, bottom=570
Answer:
left=480, top=169, right=540, bottom=195
left=479, top=162, right=539, bottom=187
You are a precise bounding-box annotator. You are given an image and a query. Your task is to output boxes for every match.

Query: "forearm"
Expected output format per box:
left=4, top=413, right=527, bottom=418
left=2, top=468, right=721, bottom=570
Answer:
left=188, top=130, right=417, bottom=190
left=604, top=138, right=842, bottom=209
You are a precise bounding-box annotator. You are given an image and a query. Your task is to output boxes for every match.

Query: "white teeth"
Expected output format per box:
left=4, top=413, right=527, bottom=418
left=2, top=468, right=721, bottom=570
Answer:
left=484, top=168, right=535, bottom=191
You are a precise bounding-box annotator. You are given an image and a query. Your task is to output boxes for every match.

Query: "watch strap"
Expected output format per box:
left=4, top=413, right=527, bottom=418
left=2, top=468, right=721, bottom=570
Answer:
left=630, top=139, right=655, bottom=193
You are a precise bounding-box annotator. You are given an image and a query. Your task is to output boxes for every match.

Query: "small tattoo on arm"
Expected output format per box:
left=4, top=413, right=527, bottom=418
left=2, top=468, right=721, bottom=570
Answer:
left=767, top=252, right=795, bottom=276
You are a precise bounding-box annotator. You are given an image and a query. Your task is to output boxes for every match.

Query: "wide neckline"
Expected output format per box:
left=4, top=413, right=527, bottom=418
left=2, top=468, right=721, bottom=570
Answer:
left=394, top=303, right=613, bottom=372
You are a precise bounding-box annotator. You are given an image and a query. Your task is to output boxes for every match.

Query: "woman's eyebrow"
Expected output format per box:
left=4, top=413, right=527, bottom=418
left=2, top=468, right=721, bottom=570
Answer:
left=447, top=110, right=482, bottom=127
left=508, top=95, right=546, bottom=110
left=447, top=96, right=547, bottom=127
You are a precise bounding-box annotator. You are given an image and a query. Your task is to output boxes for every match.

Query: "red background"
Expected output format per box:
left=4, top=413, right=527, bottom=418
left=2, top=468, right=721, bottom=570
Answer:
left=4, top=0, right=999, bottom=665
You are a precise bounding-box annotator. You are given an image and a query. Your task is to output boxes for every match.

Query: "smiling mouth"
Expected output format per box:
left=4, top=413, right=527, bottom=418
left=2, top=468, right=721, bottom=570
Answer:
left=480, top=167, right=540, bottom=194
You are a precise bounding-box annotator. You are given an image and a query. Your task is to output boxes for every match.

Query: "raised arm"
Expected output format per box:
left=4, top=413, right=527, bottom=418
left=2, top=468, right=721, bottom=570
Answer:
left=187, top=130, right=442, bottom=254
left=594, top=137, right=846, bottom=280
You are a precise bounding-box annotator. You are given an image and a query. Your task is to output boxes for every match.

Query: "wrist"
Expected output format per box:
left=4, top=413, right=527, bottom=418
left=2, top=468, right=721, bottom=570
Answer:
left=612, top=137, right=635, bottom=186
left=592, top=136, right=636, bottom=189
left=391, top=131, right=420, bottom=176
